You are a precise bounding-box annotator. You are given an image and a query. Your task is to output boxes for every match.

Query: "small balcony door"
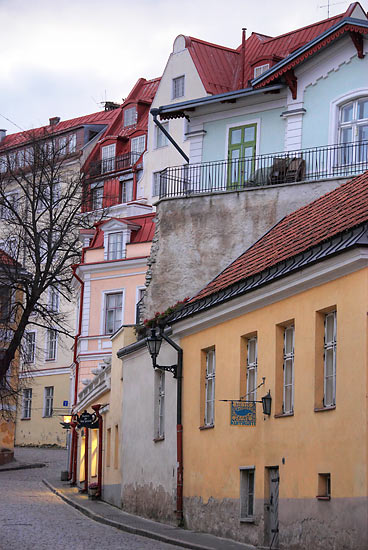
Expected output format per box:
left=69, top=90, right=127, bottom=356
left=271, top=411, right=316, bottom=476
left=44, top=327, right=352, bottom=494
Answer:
left=227, top=124, right=257, bottom=188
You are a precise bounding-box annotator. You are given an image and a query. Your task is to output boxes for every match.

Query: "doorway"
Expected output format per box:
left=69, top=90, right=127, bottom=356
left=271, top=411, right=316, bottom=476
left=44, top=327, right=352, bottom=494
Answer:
left=264, top=466, right=279, bottom=549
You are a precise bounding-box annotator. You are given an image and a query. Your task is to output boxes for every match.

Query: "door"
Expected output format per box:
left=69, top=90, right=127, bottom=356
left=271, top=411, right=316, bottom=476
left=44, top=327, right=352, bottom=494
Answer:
left=265, top=466, right=279, bottom=549
left=227, top=124, right=257, bottom=188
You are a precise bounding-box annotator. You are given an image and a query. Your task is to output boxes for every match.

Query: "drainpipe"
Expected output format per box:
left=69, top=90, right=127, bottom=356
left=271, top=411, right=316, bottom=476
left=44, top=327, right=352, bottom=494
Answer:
left=151, top=109, right=189, bottom=164
left=84, top=427, right=89, bottom=493
left=161, top=332, right=183, bottom=526
left=92, top=404, right=103, bottom=498
left=241, top=28, right=246, bottom=89
left=69, top=421, right=77, bottom=483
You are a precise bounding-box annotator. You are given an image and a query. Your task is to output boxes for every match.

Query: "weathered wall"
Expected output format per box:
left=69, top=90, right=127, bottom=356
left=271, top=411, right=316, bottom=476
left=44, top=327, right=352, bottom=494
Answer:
left=145, top=178, right=347, bottom=318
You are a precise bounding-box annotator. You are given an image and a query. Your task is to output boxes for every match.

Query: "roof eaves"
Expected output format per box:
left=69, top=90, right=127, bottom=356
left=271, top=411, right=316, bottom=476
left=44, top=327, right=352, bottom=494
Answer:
left=168, top=222, right=368, bottom=324
left=252, top=17, right=368, bottom=87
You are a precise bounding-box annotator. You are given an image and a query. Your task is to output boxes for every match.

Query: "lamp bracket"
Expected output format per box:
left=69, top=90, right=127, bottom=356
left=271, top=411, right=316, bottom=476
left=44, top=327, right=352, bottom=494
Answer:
left=155, top=364, right=178, bottom=378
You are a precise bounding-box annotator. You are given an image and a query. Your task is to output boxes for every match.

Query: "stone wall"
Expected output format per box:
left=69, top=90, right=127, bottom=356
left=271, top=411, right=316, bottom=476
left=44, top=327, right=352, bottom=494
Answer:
left=144, top=178, right=348, bottom=318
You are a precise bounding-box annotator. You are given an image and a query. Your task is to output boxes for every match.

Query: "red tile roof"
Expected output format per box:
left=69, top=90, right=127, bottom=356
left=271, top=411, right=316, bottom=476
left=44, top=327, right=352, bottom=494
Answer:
left=192, top=170, right=368, bottom=303
left=0, top=109, right=119, bottom=151
left=0, top=249, right=19, bottom=267
left=89, top=213, right=155, bottom=251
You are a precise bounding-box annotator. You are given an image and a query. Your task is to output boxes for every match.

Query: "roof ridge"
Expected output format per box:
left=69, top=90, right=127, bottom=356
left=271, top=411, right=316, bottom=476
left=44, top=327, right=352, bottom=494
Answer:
left=188, top=35, right=238, bottom=53
left=261, top=11, right=344, bottom=44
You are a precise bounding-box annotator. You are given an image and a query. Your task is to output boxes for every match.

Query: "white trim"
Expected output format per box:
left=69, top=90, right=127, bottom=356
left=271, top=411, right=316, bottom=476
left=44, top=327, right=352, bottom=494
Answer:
left=77, top=352, right=112, bottom=362
left=90, top=271, right=146, bottom=282
left=329, top=88, right=368, bottom=145
left=174, top=247, right=368, bottom=338
left=192, top=98, right=286, bottom=126
left=19, top=367, right=70, bottom=378
left=100, top=289, right=125, bottom=336
left=76, top=257, right=148, bottom=277
left=224, top=118, right=261, bottom=161
left=44, top=327, right=58, bottom=362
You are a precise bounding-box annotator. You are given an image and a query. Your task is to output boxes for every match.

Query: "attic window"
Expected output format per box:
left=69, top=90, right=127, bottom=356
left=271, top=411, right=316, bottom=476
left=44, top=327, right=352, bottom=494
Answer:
left=124, top=107, right=137, bottom=127
left=254, top=64, right=270, bottom=79
left=172, top=76, right=185, bottom=99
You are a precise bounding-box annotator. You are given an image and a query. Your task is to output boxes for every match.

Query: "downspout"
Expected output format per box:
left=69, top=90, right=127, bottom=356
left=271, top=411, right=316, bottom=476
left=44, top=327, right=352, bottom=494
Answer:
left=161, top=332, right=183, bottom=526
left=151, top=109, right=189, bottom=164
left=69, top=421, right=77, bottom=484
left=84, top=427, right=89, bottom=493
left=241, top=28, right=246, bottom=89
left=92, top=404, right=103, bottom=498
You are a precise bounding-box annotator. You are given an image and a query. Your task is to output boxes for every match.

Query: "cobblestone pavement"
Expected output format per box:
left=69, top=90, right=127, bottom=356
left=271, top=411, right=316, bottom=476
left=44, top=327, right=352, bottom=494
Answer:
left=0, top=447, right=182, bottom=550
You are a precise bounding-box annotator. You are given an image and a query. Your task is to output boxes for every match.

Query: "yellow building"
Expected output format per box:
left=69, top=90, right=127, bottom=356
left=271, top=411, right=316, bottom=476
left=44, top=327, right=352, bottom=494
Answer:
left=167, top=172, right=368, bottom=549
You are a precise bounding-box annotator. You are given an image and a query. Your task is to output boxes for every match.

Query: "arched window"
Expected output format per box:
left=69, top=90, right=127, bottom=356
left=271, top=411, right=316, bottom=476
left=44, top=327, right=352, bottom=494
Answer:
left=339, top=98, right=368, bottom=163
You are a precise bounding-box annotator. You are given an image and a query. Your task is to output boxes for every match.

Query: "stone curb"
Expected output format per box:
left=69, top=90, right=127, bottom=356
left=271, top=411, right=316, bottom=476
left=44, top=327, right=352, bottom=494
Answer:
left=0, top=462, right=46, bottom=472
left=42, top=479, right=217, bottom=550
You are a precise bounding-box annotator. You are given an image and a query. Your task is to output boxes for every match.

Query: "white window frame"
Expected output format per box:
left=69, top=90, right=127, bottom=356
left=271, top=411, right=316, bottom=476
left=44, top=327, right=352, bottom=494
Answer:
left=283, top=325, right=294, bottom=414
left=91, top=182, right=104, bottom=210
left=155, top=369, right=165, bottom=439
left=48, top=286, right=59, bottom=313
left=43, top=386, right=54, bottom=417
left=155, top=122, right=169, bottom=149
left=324, top=311, right=336, bottom=407
left=240, top=467, right=255, bottom=521
left=107, top=232, right=125, bottom=260
left=22, top=388, right=32, bottom=419
left=246, top=337, right=258, bottom=402
left=120, top=179, right=133, bottom=204
left=124, top=107, right=137, bottom=127
left=45, top=328, right=57, bottom=361
left=101, top=144, right=116, bottom=173
left=204, top=348, right=215, bottom=426
left=135, top=286, right=145, bottom=324
left=24, top=331, right=36, bottom=364
left=68, top=133, right=77, bottom=153
left=172, top=75, right=185, bottom=99
left=254, top=64, right=270, bottom=78
left=131, top=135, right=145, bottom=156
left=103, top=291, right=124, bottom=335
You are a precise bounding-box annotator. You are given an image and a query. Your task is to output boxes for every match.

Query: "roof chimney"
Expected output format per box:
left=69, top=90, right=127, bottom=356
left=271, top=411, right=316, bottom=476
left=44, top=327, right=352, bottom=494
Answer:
left=49, top=117, right=60, bottom=126
left=0, top=129, right=6, bottom=143
left=241, top=28, right=246, bottom=89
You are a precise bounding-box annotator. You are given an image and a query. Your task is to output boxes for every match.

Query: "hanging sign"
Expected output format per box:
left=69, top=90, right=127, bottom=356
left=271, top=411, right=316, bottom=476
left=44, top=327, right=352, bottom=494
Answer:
left=230, top=401, right=256, bottom=426
left=74, top=411, right=99, bottom=429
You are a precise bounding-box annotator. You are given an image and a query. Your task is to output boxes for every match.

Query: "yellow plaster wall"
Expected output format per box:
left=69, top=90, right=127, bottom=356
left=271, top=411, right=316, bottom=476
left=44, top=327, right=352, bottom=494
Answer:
left=180, top=269, right=368, bottom=502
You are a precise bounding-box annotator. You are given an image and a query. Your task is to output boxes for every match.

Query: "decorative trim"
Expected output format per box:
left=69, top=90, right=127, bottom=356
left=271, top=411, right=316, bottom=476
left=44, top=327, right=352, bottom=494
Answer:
left=281, top=108, right=306, bottom=118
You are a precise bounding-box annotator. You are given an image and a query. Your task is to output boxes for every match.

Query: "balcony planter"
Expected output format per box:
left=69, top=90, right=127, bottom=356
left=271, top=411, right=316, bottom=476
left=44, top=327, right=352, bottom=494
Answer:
left=88, top=482, right=99, bottom=499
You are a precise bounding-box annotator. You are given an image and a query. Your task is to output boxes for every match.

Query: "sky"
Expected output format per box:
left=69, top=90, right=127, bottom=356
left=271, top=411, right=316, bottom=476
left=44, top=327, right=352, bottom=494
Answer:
left=1, top=0, right=366, bottom=134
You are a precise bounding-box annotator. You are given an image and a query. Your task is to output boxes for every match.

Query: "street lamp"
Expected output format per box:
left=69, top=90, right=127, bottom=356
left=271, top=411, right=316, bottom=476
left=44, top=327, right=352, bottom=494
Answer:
left=146, top=328, right=163, bottom=367
left=261, top=391, right=272, bottom=415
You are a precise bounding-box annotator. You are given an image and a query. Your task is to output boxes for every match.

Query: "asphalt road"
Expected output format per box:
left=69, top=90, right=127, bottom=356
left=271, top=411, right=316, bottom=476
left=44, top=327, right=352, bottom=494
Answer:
left=0, top=447, right=182, bottom=550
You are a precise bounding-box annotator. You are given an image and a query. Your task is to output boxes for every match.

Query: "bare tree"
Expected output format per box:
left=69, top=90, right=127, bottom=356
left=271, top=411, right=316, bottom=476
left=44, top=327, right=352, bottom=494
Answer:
left=0, top=129, right=101, bottom=395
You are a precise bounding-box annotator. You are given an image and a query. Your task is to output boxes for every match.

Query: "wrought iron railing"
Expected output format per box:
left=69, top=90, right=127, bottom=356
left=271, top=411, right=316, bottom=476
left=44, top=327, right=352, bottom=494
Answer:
left=87, top=151, right=142, bottom=177
left=158, top=141, right=368, bottom=198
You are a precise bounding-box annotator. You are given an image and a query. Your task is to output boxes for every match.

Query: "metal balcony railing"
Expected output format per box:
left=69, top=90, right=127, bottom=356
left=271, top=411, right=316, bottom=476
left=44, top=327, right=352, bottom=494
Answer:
left=158, top=141, right=368, bottom=199
left=87, top=151, right=142, bottom=177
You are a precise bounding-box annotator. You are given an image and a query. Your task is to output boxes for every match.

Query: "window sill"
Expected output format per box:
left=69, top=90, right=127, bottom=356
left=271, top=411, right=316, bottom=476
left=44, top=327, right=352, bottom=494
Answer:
left=199, top=424, right=214, bottom=430
left=153, top=436, right=165, bottom=443
left=274, top=412, right=294, bottom=418
left=21, top=417, right=31, bottom=421
left=316, top=495, right=331, bottom=501
left=240, top=517, right=255, bottom=523
left=45, top=359, right=56, bottom=362
left=314, top=405, right=336, bottom=413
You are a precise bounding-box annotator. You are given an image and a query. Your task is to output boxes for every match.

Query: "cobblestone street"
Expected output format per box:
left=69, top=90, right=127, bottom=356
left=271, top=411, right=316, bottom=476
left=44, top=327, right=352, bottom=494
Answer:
left=0, top=447, right=182, bottom=550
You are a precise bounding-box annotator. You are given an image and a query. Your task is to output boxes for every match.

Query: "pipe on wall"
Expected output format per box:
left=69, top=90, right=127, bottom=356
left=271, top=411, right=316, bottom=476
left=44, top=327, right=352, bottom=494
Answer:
left=84, top=428, right=89, bottom=493
left=92, top=404, right=103, bottom=497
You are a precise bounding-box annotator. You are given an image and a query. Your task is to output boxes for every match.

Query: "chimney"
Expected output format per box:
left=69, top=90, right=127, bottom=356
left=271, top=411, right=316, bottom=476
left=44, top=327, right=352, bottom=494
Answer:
left=49, top=117, right=60, bottom=126
left=0, top=129, right=6, bottom=143
left=241, top=28, right=246, bottom=89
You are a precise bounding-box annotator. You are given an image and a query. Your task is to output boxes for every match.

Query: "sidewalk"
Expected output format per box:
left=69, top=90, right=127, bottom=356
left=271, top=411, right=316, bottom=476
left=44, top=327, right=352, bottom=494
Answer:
left=43, top=477, right=257, bottom=550
left=0, top=458, right=45, bottom=472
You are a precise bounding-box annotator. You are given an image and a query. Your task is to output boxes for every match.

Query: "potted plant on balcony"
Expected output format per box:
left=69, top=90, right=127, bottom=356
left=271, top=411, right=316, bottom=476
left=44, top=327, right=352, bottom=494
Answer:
left=88, top=482, right=99, bottom=499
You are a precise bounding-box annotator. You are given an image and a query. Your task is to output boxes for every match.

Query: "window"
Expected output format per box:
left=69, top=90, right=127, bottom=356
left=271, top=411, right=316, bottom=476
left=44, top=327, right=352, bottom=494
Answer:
left=317, top=473, right=331, bottom=500
left=152, top=172, right=161, bottom=197
left=106, top=427, right=111, bottom=467
left=107, top=232, right=125, bottom=260
left=155, top=122, right=169, bottom=149
left=48, top=287, right=59, bottom=312
left=246, top=337, right=257, bottom=401
left=22, top=389, right=32, bottom=419
left=114, top=424, right=119, bottom=469
left=240, top=468, right=255, bottom=520
left=124, top=107, right=137, bottom=127
left=68, top=133, right=76, bottom=153
left=0, top=192, right=19, bottom=220
left=43, top=386, right=54, bottom=417
left=204, top=348, right=215, bottom=426
left=0, top=156, right=6, bottom=173
left=135, top=287, right=145, bottom=324
left=283, top=326, right=294, bottom=414
left=172, top=75, right=185, bottom=99
left=227, top=124, right=257, bottom=186
left=24, top=332, right=36, bottom=364
left=101, top=144, right=116, bottom=173
left=91, top=184, right=104, bottom=210
left=131, top=135, right=145, bottom=157
left=339, top=98, right=368, bottom=163
left=104, top=292, right=123, bottom=334
left=45, top=328, right=57, bottom=361
left=121, top=180, right=133, bottom=203
left=254, top=64, right=270, bottom=78
left=0, top=285, right=11, bottom=321
left=155, top=369, right=165, bottom=439
left=324, top=311, right=336, bottom=407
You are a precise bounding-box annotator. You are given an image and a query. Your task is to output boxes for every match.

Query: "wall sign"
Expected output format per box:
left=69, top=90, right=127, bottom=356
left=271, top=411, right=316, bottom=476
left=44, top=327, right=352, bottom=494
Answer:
left=230, top=401, right=256, bottom=426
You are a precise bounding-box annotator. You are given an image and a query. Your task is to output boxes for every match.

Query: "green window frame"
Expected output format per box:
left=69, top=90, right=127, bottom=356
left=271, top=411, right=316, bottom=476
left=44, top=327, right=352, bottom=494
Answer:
left=227, top=124, right=257, bottom=188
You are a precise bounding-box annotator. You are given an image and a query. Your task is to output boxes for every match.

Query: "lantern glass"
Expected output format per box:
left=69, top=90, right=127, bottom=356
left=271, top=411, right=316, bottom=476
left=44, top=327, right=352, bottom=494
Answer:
left=146, top=328, right=162, bottom=360
left=261, top=391, right=272, bottom=415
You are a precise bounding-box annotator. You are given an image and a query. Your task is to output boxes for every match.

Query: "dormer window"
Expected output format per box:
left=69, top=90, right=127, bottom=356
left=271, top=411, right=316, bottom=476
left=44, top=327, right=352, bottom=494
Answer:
left=107, top=232, right=125, bottom=260
left=172, top=76, right=185, bottom=99
left=101, top=144, right=116, bottom=173
left=124, top=107, right=137, bottom=127
left=254, top=64, right=270, bottom=79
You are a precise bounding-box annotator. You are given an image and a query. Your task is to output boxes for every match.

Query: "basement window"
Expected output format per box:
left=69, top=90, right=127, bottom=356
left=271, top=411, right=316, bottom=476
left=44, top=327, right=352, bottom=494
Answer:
left=317, top=473, right=331, bottom=500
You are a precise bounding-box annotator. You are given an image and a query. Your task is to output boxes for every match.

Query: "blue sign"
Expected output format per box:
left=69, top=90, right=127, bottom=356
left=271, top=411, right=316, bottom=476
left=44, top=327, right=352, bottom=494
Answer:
left=63, top=400, right=68, bottom=407
left=231, top=401, right=256, bottom=426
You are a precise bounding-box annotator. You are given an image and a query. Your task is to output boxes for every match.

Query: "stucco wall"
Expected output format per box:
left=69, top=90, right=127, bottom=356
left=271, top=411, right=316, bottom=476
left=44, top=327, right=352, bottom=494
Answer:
left=144, top=177, right=347, bottom=318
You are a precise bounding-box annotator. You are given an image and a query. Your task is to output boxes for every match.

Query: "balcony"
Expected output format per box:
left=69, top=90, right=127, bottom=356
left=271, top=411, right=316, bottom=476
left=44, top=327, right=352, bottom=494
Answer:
left=87, top=151, right=142, bottom=178
left=158, top=141, right=368, bottom=199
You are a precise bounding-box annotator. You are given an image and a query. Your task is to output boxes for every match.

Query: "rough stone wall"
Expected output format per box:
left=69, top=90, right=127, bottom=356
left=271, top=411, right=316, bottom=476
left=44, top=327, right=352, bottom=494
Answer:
left=144, top=178, right=347, bottom=318
left=184, top=496, right=368, bottom=550
left=122, top=482, right=176, bottom=525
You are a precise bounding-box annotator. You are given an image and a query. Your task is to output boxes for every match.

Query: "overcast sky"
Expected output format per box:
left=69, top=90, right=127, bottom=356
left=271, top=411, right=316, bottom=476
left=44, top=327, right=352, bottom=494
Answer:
left=1, top=0, right=366, bottom=134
